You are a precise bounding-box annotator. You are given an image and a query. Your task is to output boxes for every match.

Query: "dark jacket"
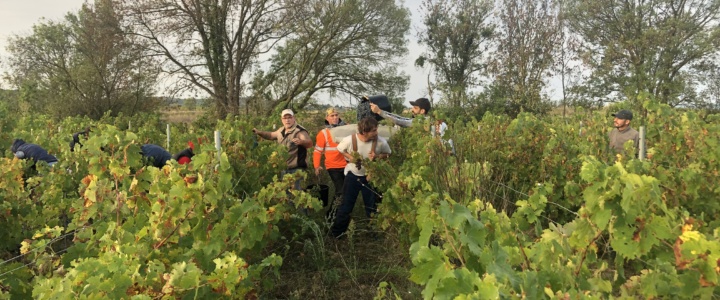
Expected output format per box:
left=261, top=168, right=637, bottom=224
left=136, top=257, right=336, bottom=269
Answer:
left=172, top=147, right=194, bottom=164
left=11, top=139, right=58, bottom=164
left=69, top=131, right=86, bottom=152
left=141, top=144, right=172, bottom=168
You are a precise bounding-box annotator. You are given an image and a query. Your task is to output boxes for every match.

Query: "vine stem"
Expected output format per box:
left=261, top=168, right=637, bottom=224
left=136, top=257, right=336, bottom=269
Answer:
left=440, top=217, right=466, bottom=268
left=515, top=235, right=532, bottom=271
left=575, top=229, right=604, bottom=276
left=115, top=177, right=122, bottom=226
left=154, top=202, right=197, bottom=250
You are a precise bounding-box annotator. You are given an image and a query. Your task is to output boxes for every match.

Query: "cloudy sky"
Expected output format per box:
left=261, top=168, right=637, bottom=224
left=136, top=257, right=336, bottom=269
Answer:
left=0, top=0, right=432, bottom=105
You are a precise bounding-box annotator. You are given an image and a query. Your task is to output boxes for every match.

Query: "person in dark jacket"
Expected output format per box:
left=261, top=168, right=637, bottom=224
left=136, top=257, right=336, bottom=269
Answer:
left=11, top=139, right=58, bottom=167
left=172, top=141, right=195, bottom=165
left=69, top=126, right=91, bottom=152
left=140, top=144, right=172, bottom=168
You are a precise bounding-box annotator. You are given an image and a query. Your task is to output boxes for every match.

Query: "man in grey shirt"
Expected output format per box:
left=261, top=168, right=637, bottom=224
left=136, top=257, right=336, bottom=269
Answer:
left=369, top=97, right=432, bottom=128
left=370, top=97, right=453, bottom=153
left=609, top=109, right=640, bottom=154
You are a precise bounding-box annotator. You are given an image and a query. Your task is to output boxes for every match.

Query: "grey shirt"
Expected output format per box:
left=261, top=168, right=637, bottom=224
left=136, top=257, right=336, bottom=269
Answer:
left=378, top=110, right=414, bottom=127
left=609, top=127, right=639, bottom=153
left=377, top=111, right=433, bottom=128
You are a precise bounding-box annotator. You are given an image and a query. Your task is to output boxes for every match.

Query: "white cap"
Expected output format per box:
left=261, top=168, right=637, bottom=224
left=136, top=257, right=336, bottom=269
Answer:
left=281, top=109, right=294, bottom=117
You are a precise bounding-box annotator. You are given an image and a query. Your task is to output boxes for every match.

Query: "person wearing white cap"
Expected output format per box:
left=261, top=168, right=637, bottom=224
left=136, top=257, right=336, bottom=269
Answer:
left=252, top=109, right=313, bottom=188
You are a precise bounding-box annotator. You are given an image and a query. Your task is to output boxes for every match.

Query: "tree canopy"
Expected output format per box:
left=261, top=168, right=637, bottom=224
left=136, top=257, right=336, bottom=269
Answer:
left=565, top=0, right=720, bottom=107
left=120, top=0, right=410, bottom=118
left=3, top=0, right=160, bottom=119
left=416, top=0, right=494, bottom=107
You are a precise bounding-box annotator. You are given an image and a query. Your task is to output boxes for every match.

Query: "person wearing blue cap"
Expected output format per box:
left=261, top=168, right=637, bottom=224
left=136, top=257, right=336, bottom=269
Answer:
left=609, top=109, right=639, bottom=154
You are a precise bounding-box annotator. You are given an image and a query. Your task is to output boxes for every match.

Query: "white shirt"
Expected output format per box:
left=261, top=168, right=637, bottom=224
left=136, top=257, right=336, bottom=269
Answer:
left=430, top=122, right=447, bottom=137
left=336, top=134, right=391, bottom=176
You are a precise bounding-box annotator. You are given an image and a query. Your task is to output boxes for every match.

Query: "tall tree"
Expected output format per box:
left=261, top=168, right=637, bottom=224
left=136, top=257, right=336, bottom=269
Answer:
left=250, top=0, right=411, bottom=112
left=566, top=0, right=720, bottom=107
left=488, top=0, right=563, bottom=116
left=3, top=0, right=160, bottom=119
left=121, top=0, right=410, bottom=117
left=416, top=0, right=494, bottom=107
left=119, top=0, right=289, bottom=118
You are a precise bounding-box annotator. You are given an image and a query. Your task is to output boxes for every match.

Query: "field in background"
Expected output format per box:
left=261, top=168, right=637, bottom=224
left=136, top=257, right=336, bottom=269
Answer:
left=161, top=109, right=205, bottom=123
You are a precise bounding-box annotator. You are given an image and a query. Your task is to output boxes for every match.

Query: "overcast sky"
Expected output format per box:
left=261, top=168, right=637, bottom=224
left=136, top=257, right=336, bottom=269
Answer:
left=0, top=0, right=434, bottom=106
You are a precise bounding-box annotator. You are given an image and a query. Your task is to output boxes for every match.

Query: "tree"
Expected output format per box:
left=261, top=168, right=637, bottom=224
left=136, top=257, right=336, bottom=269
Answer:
left=565, top=0, right=720, bottom=108
left=3, top=0, right=160, bottom=119
left=121, top=0, right=410, bottom=117
left=488, top=0, right=563, bottom=116
left=416, top=0, right=494, bottom=107
left=120, top=0, right=295, bottom=118
left=250, top=0, right=411, bottom=113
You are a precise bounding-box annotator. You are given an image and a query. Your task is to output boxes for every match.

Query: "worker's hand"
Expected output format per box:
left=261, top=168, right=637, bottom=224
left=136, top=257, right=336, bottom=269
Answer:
left=291, top=138, right=303, bottom=145
left=315, top=166, right=322, bottom=176
left=368, top=152, right=376, bottom=161
left=370, top=103, right=381, bottom=114
left=252, top=128, right=258, bottom=134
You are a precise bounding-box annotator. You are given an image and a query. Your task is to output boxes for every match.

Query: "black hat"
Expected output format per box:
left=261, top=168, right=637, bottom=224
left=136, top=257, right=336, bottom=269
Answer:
left=612, top=109, right=633, bottom=120
left=409, top=98, right=431, bottom=114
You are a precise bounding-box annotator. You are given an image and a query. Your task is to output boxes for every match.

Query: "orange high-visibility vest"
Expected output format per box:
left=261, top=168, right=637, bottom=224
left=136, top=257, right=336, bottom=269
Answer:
left=313, top=128, right=347, bottom=170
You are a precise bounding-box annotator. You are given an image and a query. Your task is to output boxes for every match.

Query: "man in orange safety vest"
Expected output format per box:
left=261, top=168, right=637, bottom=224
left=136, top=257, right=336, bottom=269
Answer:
left=313, top=107, right=347, bottom=220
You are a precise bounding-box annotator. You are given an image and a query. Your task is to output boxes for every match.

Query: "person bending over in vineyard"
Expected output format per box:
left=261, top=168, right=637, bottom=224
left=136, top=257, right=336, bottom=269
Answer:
left=140, top=144, right=172, bottom=168
left=172, top=141, right=196, bottom=165
left=69, top=126, right=91, bottom=152
left=609, top=109, right=640, bottom=156
left=330, top=117, right=391, bottom=239
left=313, top=108, right=347, bottom=219
left=11, top=139, right=58, bottom=168
left=252, top=109, right=313, bottom=190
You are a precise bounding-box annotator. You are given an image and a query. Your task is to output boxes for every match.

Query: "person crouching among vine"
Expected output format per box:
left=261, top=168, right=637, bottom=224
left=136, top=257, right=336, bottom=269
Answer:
left=69, top=126, right=91, bottom=152
left=11, top=138, right=59, bottom=169
left=330, top=117, right=391, bottom=239
left=172, top=141, right=196, bottom=165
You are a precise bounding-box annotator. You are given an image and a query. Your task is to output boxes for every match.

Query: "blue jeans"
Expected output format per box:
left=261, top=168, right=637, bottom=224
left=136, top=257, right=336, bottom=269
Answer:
left=330, top=172, right=377, bottom=238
